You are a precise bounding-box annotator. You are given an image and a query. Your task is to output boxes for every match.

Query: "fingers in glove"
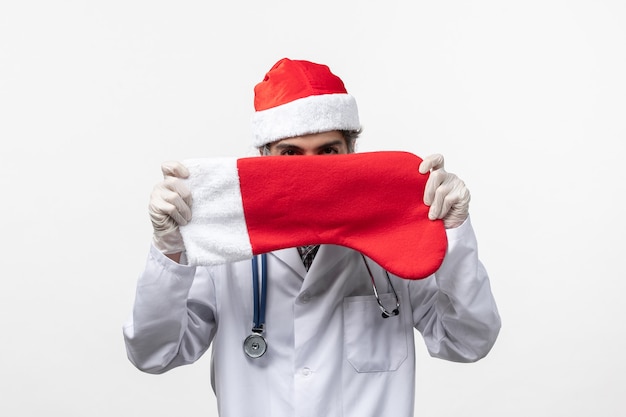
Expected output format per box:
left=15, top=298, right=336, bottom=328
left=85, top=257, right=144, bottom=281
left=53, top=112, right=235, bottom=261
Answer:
left=427, top=173, right=455, bottom=220
left=418, top=153, right=445, bottom=174
left=158, top=181, right=192, bottom=225
left=164, top=176, right=192, bottom=209
left=149, top=182, right=192, bottom=228
left=431, top=176, right=469, bottom=219
left=423, top=166, right=447, bottom=208
left=161, top=161, right=190, bottom=179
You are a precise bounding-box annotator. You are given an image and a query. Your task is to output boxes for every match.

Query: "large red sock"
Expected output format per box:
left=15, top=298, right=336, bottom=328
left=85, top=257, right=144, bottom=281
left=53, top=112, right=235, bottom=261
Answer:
left=180, top=151, right=447, bottom=279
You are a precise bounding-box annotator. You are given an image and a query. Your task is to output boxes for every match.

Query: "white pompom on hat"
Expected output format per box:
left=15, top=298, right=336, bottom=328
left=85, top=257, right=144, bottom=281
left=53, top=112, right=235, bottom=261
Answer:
left=251, top=58, right=361, bottom=148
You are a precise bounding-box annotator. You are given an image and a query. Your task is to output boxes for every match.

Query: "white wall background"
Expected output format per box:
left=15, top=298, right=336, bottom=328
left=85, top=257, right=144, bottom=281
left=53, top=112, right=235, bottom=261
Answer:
left=1, top=1, right=624, bottom=416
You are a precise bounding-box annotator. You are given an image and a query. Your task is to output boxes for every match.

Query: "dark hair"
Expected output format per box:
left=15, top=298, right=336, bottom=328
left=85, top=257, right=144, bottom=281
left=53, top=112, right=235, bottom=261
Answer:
left=260, top=129, right=362, bottom=155
left=341, top=129, right=361, bottom=153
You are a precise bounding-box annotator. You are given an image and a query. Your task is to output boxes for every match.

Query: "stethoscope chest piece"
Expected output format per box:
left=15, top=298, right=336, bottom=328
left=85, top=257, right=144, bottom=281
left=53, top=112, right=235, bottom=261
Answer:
left=244, top=333, right=267, bottom=358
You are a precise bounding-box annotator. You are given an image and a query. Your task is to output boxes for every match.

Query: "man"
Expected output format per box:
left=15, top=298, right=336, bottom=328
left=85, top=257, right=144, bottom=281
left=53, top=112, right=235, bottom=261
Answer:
left=123, top=58, right=501, bottom=417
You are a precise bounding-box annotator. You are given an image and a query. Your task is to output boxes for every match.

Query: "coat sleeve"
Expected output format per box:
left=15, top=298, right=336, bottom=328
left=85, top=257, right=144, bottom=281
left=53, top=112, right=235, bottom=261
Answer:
left=409, top=216, right=501, bottom=362
left=122, top=244, right=217, bottom=374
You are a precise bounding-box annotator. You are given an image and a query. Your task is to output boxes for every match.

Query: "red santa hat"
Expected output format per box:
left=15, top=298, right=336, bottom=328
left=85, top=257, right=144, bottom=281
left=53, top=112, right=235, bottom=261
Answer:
left=251, top=58, right=361, bottom=148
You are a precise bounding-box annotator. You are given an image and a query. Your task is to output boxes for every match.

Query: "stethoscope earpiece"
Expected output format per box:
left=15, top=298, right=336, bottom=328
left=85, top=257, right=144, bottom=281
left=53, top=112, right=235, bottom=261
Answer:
left=361, top=254, right=401, bottom=319
left=382, top=308, right=400, bottom=319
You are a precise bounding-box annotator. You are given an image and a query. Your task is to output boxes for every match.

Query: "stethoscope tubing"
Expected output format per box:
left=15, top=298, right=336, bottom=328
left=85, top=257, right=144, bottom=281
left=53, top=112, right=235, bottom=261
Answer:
left=245, top=251, right=400, bottom=359
left=251, top=254, right=268, bottom=332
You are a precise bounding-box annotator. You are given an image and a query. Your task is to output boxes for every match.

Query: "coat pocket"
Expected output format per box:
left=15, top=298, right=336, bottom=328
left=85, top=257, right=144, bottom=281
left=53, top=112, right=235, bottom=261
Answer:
left=343, top=294, right=408, bottom=372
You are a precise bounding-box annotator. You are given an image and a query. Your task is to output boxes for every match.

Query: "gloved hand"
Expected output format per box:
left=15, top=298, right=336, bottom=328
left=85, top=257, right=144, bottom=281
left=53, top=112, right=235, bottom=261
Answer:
left=419, top=154, right=470, bottom=229
left=149, top=161, right=192, bottom=254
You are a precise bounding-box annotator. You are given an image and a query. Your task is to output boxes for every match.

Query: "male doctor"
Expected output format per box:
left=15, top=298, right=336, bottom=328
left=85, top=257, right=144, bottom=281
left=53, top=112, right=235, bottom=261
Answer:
left=123, top=58, right=501, bottom=417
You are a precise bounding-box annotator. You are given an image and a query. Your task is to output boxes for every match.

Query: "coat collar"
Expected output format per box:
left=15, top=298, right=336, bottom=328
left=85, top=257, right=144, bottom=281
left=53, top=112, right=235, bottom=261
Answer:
left=270, top=245, right=354, bottom=286
left=270, top=247, right=307, bottom=278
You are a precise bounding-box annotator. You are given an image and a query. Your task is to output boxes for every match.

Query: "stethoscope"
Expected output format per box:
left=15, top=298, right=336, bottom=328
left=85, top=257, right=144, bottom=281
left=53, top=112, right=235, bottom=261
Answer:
left=360, top=254, right=400, bottom=319
left=243, top=254, right=268, bottom=358
left=243, top=252, right=400, bottom=359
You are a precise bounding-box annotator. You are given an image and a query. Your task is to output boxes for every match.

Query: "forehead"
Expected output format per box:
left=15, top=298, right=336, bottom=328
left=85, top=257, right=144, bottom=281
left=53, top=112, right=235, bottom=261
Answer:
left=271, top=131, right=346, bottom=148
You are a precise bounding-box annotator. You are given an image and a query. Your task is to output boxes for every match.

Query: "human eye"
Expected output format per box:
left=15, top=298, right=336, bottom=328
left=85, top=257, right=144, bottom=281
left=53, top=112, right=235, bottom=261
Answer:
left=320, top=147, right=339, bottom=155
left=280, top=148, right=300, bottom=156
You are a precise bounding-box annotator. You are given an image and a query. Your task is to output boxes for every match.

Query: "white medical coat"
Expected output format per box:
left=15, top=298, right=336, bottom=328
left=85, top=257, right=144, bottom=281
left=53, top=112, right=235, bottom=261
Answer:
left=124, top=217, right=500, bottom=417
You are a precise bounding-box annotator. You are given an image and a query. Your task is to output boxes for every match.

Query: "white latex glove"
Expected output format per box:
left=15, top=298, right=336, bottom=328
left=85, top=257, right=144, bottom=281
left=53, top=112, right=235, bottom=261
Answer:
left=419, top=154, right=470, bottom=229
left=149, top=161, right=192, bottom=254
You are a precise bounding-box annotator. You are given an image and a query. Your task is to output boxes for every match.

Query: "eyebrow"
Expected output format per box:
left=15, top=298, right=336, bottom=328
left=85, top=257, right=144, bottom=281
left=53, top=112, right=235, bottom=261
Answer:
left=273, top=139, right=346, bottom=151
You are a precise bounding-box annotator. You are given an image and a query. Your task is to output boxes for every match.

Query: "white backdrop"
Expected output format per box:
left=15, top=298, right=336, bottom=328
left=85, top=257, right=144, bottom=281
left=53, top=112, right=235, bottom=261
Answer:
left=1, top=1, right=625, bottom=416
